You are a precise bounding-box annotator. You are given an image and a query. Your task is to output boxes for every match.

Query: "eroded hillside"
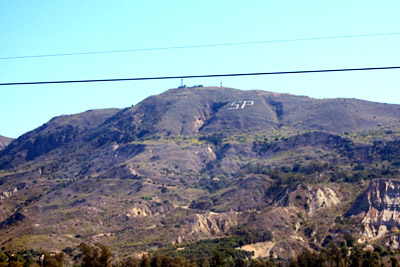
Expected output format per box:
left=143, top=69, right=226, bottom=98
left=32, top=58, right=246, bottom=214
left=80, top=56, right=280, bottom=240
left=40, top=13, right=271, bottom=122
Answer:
left=1, top=87, right=400, bottom=261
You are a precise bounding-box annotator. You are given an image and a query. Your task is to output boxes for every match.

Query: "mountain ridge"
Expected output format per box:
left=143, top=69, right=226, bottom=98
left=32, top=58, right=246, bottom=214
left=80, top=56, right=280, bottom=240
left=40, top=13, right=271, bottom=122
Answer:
left=1, top=87, right=400, bottom=261
left=2, top=87, right=400, bottom=171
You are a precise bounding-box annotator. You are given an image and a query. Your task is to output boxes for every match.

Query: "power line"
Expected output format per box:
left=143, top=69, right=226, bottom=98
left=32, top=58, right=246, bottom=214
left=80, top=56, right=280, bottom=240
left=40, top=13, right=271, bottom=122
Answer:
left=1, top=32, right=400, bottom=60
left=1, top=66, right=399, bottom=86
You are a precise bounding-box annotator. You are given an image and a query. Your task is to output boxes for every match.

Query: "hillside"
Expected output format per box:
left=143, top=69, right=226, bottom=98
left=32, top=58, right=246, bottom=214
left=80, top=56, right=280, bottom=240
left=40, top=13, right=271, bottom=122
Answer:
left=1, top=86, right=400, bottom=262
left=0, top=135, right=13, bottom=150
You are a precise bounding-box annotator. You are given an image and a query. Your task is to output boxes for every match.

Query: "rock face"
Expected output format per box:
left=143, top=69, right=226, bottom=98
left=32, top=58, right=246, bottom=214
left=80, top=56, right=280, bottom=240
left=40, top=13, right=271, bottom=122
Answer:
left=0, top=183, right=25, bottom=200
left=185, top=211, right=239, bottom=237
left=274, top=184, right=340, bottom=215
left=346, top=179, right=400, bottom=239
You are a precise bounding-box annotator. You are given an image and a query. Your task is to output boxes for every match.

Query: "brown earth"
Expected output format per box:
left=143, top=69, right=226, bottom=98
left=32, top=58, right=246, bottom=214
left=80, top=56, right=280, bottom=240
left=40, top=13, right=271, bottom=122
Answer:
left=0, top=87, right=400, bottom=259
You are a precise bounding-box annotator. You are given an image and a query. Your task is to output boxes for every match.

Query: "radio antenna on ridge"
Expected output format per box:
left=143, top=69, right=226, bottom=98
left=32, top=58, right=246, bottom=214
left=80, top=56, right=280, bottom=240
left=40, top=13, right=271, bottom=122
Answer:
left=178, top=78, right=186, bottom=88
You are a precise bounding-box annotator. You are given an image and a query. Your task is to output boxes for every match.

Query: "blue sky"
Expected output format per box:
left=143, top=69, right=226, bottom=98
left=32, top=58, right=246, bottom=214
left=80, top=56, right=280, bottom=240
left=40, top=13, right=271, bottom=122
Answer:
left=1, top=0, right=399, bottom=138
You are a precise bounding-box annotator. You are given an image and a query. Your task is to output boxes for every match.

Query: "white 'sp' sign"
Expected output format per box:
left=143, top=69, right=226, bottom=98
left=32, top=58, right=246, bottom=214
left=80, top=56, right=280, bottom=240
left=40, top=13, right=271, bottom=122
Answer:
left=228, top=101, right=254, bottom=109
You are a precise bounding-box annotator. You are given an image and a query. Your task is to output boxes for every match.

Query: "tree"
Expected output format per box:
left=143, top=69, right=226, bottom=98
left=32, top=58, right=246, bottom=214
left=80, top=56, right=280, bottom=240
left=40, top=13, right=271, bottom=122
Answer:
left=211, top=251, right=225, bottom=267
left=97, top=243, right=113, bottom=266
left=9, top=262, right=24, bottom=267
left=344, top=233, right=356, bottom=247
left=78, top=242, right=113, bottom=267
left=43, top=252, right=65, bottom=267
left=0, top=253, right=8, bottom=263
left=289, top=249, right=324, bottom=267
left=150, top=253, right=162, bottom=267
left=140, top=254, right=150, bottom=267
left=391, top=257, right=399, bottom=267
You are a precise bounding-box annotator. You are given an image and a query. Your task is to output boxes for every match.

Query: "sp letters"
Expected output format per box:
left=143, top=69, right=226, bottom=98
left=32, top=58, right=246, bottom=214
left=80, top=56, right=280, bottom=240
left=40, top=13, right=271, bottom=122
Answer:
left=228, top=101, right=254, bottom=109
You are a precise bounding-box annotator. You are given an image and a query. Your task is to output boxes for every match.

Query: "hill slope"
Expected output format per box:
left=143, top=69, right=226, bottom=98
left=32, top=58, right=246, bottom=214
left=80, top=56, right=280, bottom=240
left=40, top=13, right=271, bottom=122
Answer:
left=1, top=87, right=400, bottom=260
left=0, top=135, right=13, bottom=150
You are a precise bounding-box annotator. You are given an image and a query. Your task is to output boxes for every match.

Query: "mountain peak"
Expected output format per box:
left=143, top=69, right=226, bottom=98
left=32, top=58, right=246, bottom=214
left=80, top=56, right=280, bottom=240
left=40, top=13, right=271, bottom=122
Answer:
left=105, top=87, right=400, bottom=139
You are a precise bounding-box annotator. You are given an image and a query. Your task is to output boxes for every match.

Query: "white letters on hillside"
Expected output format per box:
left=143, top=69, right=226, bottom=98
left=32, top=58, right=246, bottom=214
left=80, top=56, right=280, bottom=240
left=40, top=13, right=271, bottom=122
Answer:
left=228, top=101, right=254, bottom=109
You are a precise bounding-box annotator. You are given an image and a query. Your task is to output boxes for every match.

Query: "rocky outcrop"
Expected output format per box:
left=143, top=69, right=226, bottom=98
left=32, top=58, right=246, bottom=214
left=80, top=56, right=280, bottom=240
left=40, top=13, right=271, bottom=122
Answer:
left=0, top=187, right=18, bottom=200
left=274, top=184, right=340, bottom=215
left=346, top=179, right=400, bottom=239
left=184, top=211, right=239, bottom=237
left=0, top=183, right=25, bottom=200
left=124, top=201, right=174, bottom=218
left=126, top=205, right=154, bottom=217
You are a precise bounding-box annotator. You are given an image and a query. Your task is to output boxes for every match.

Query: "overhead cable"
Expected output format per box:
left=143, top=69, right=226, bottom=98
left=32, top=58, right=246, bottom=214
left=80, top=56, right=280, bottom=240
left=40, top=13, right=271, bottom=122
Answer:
left=1, top=32, right=400, bottom=60
left=1, top=66, right=399, bottom=86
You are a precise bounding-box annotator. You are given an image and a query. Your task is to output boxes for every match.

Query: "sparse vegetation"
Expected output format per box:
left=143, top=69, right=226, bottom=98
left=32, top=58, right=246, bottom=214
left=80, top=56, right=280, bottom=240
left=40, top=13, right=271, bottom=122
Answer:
left=1, top=241, right=400, bottom=266
left=2, top=88, right=400, bottom=262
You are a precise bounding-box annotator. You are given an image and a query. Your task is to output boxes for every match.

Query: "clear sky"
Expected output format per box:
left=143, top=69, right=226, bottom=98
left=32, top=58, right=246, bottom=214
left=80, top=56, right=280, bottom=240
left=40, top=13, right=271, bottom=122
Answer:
left=1, top=0, right=399, bottom=138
